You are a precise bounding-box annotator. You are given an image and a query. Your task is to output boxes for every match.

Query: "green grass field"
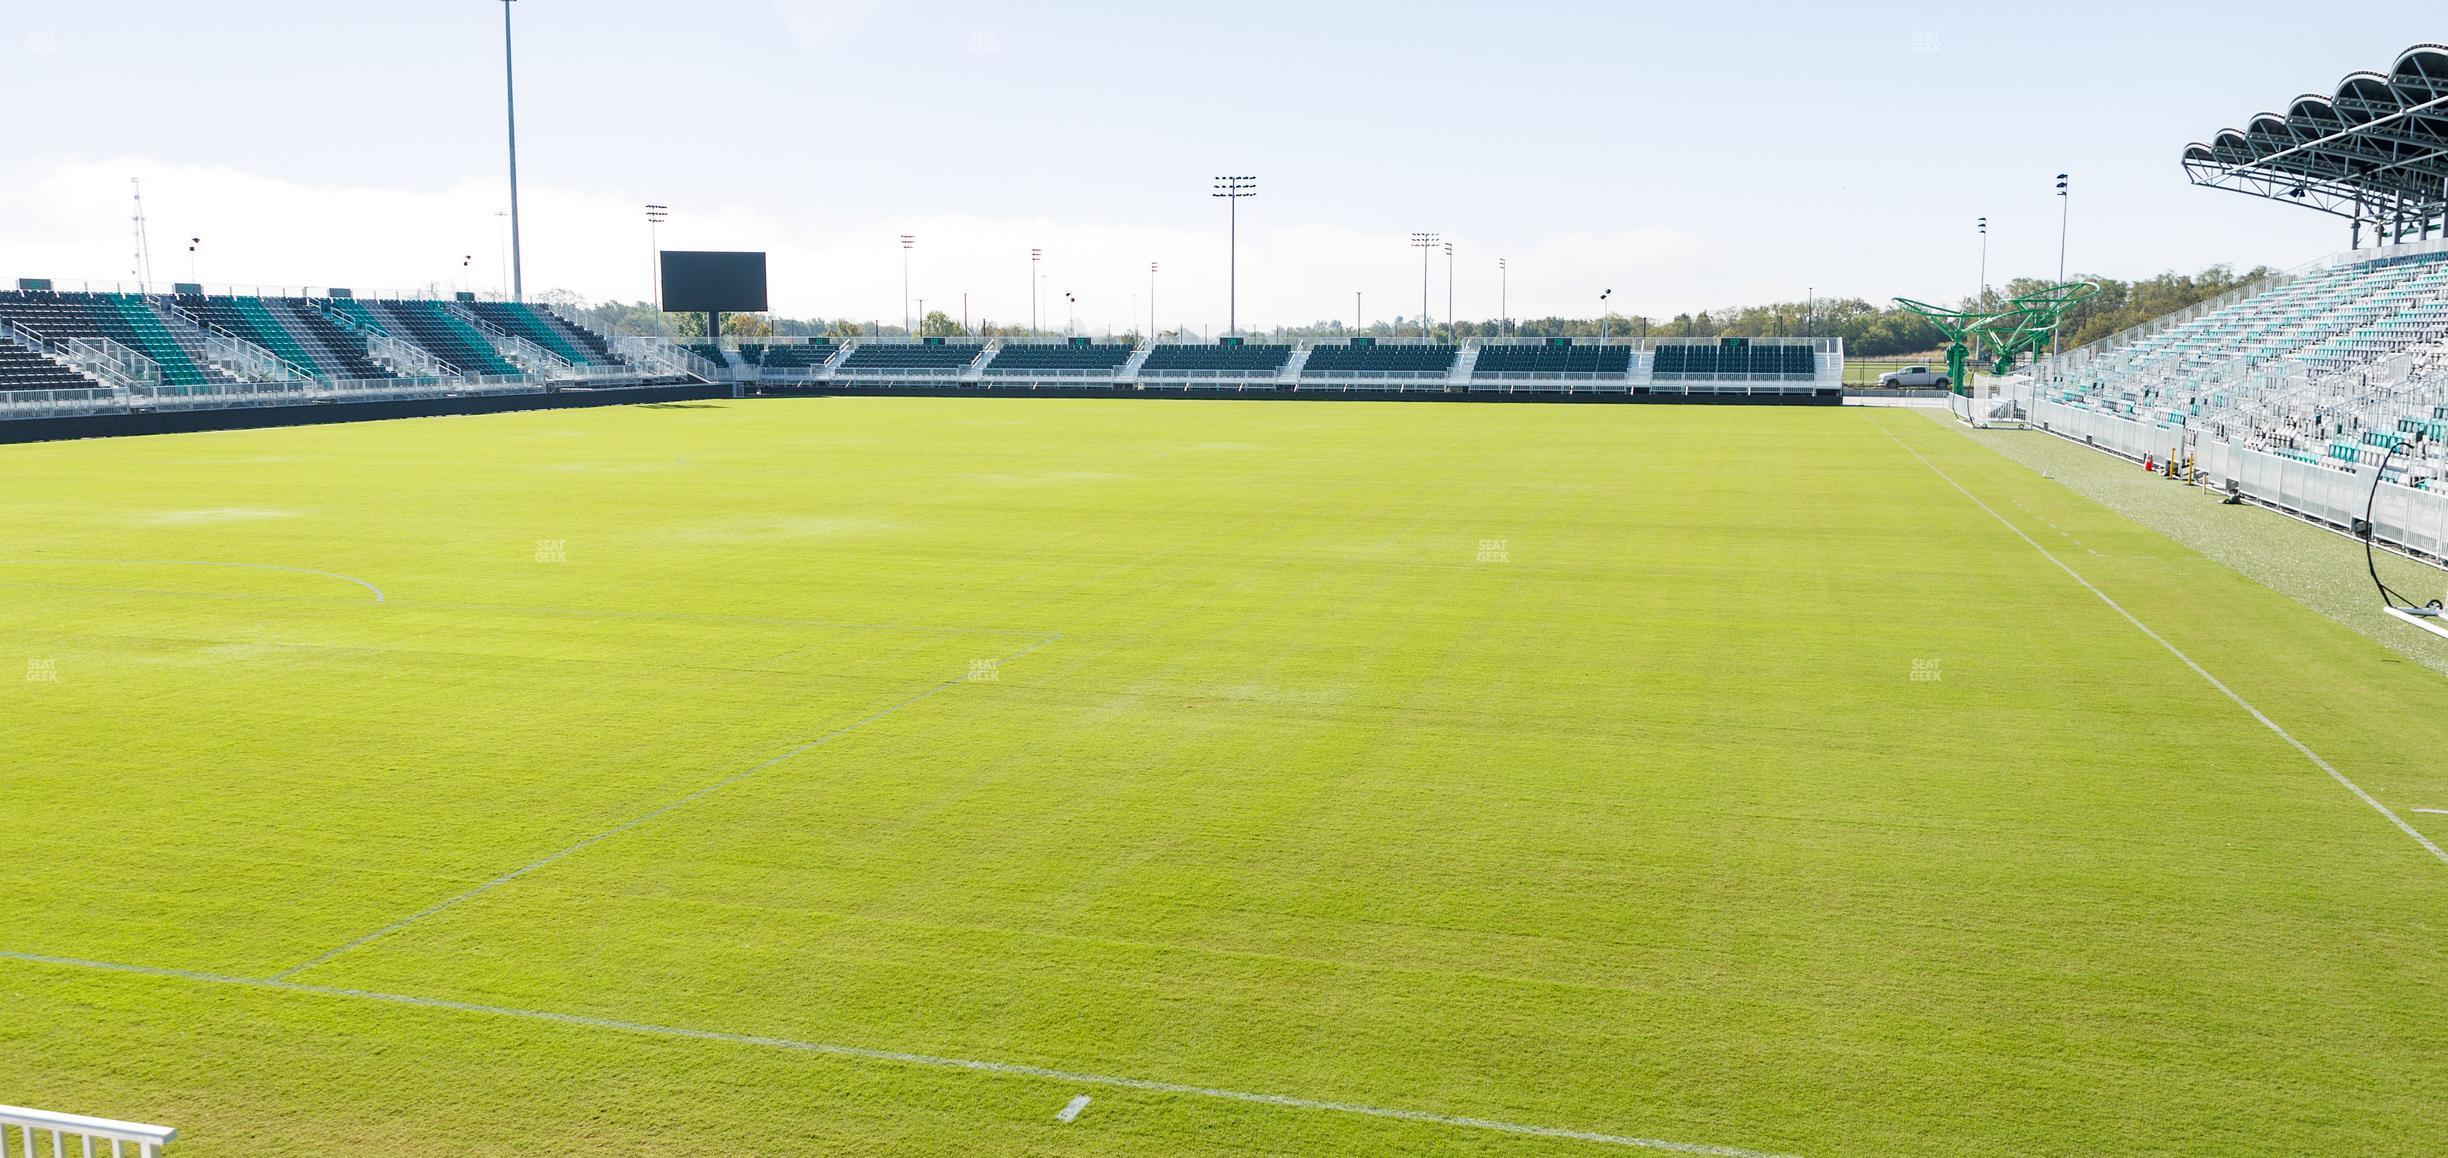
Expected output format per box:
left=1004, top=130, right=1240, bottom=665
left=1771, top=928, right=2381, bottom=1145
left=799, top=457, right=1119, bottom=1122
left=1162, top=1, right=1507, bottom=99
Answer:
left=3, top=398, right=2444, bottom=1156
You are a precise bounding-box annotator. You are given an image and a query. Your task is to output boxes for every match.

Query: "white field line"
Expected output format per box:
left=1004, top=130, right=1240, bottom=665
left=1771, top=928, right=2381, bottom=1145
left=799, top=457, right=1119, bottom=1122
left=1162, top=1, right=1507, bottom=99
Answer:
left=0, top=559, right=385, bottom=602
left=1056, top=1094, right=1092, bottom=1123
left=272, top=632, right=1064, bottom=979
left=1876, top=420, right=2448, bottom=868
left=2417, top=809, right=2448, bottom=816
left=0, top=950, right=1797, bottom=1158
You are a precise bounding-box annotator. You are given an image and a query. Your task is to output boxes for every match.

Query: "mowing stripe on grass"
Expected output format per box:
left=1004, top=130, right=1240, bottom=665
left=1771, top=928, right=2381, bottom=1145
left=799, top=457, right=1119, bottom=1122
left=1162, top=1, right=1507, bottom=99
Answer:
left=0, top=950, right=1797, bottom=1157
left=0, top=559, right=385, bottom=602
left=272, top=631, right=1065, bottom=979
left=1877, top=419, right=2448, bottom=868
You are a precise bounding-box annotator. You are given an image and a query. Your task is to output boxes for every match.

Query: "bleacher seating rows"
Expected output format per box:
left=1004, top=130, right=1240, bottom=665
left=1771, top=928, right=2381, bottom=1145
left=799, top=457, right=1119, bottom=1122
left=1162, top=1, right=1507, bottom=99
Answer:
left=1300, top=342, right=1456, bottom=377
left=1138, top=344, right=1292, bottom=373
left=0, top=343, right=103, bottom=392
left=0, top=291, right=222, bottom=387
left=2051, top=248, right=2448, bottom=487
left=839, top=342, right=985, bottom=370
left=684, top=343, right=728, bottom=367
left=1652, top=344, right=1816, bottom=380
left=1472, top=344, right=1631, bottom=376
left=750, top=342, right=838, bottom=369
left=985, top=343, right=1134, bottom=373
left=463, top=301, right=623, bottom=367
left=180, top=295, right=392, bottom=380
left=348, top=300, right=521, bottom=376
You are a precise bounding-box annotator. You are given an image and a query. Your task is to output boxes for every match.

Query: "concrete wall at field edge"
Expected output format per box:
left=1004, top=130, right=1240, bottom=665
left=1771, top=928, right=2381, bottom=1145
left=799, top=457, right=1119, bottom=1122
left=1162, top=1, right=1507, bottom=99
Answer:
left=0, top=384, right=733, bottom=445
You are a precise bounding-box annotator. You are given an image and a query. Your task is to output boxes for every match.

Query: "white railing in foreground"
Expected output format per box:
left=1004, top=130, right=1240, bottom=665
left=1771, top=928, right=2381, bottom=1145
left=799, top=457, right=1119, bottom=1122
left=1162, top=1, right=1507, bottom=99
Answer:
left=0, top=1104, right=175, bottom=1156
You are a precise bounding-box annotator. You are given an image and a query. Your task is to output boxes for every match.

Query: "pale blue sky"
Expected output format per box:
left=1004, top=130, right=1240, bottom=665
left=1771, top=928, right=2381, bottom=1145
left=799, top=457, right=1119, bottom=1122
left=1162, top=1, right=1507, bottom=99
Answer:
left=5, top=2, right=2439, bottom=330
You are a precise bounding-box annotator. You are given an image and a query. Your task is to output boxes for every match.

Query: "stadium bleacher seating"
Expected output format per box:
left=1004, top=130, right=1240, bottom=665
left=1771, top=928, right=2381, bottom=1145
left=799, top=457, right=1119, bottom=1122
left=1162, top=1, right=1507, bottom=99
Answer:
left=1138, top=343, right=1292, bottom=375
left=1299, top=342, right=1456, bottom=378
left=1652, top=343, right=1816, bottom=380
left=461, top=301, right=625, bottom=367
left=2048, top=248, right=2448, bottom=488
left=748, top=341, right=838, bottom=370
left=324, top=299, right=520, bottom=376
left=0, top=291, right=222, bottom=387
left=837, top=342, right=984, bottom=371
left=1472, top=343, right=1632, bottom=377
left=179, top=294, right=392, bottom=381
left=984, top=342, right=1134, bottom=374
left=0, top=343, right=104, bottom=392
left=684, top=343, right=728, bottom=367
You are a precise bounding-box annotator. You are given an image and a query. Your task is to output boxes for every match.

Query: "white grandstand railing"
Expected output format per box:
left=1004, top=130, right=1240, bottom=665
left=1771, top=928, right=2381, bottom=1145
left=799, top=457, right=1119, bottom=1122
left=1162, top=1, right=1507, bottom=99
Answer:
left=612, top=336, right=723, bottom=380
left=126, top=373, right=542, bottom=411
left=0, top=386, right=125, bottom=418
left=0, top=1104, right=176, bottom=1157
left=0, top=318, right=163, bottom=393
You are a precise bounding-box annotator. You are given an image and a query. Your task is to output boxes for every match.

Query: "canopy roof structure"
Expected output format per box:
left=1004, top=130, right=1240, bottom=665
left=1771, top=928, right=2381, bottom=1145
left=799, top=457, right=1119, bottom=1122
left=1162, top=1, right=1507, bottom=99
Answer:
left=2182, top=44, right=2448, bottom=243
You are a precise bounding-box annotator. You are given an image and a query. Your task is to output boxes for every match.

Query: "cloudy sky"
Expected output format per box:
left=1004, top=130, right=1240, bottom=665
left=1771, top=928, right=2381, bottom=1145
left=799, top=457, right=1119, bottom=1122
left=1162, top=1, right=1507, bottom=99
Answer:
left=3, top=2, right=2438, bottom=331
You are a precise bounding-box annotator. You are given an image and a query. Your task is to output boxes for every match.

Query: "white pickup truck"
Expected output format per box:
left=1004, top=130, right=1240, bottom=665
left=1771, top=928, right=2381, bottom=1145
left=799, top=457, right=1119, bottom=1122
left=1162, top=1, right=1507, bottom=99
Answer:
left=1876, top=365, right=1951, bottom=389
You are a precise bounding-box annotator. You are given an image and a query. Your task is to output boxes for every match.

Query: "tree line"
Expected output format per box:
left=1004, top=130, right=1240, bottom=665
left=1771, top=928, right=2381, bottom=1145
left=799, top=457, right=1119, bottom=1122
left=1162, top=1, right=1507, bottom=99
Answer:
left=537, top=264, right=2277, bottom=358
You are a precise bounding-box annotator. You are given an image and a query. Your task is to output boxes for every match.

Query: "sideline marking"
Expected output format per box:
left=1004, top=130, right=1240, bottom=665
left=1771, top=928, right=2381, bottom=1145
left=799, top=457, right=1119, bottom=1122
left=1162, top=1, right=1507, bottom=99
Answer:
left=272, top=632, right=1063, bottom=979
left=0, top=559, right=385, bottom=602
left=2417, top=809, right=2448, bottom=816
left=0, top=950, right=1795, bottom=1158
left=1875, top=419, right=2448, bottom=868
left=1056, top=1094, right=1092, bottom=1123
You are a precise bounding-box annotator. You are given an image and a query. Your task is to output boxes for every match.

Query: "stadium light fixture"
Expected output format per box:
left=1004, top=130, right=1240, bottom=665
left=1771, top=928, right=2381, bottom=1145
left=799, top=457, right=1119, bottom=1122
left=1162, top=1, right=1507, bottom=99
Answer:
left=1149, top=262, right=1159, bottom=341
left=1212, top=177, right=1257, bottom=337
left=501, top=0, right=523, bottom=302
left=1355, top=291, right=1362, bottom=334
left=1599, top=288, right=1613, bottom=346
left=187, top=236, right=200, bottom=284
left=1976, top=217, right=1988, bottom=305
left=645, top=205, right=668, bottom=311
left=1410, top=233, right=1438, bottom=338
left=1065, top=291, right=1077, bottom=337
left=1443, top=240, right=1456, bottom=344
left=1498, top=258, right=1507, bottom=337
left=2055, top=175, right=2071, bottom=356
left=901, top=234, right=916, bottom=337
left=1030, top=248, right=1042, bottom=338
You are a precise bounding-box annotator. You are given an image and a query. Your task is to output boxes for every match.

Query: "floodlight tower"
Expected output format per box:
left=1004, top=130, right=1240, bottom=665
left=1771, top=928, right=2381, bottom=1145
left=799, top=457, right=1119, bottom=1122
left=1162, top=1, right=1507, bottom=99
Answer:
left=2055, top=174, right=2071, bottom=356
left=501, top=0, right=524, bottom=301
left=900, top=234, right=916, bottom=336
left=1213, top=177, right=1257, bottom=337
left=645, top=205, right=668, bottom=310
left=1410, top=232, right=1438, bottom=338
left=1443, top=240, right=1456, bottom=344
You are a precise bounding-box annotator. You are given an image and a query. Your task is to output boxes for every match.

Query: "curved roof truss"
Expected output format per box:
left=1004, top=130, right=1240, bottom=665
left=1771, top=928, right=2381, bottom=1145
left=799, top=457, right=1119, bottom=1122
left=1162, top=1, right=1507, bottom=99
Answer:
left=2183, top=44, right=2448, bottom=239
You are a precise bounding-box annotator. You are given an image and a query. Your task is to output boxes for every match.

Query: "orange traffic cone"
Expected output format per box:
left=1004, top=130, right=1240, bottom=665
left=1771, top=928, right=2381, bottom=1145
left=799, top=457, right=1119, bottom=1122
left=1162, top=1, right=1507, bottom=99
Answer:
left=2144, top=454, right=2154, bottom=471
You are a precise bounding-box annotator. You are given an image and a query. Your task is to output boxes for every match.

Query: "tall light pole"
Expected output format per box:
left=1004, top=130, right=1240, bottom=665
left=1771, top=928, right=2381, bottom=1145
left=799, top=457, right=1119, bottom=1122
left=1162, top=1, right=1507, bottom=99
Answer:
left=1029, top=248, right=1041, bottom=338
left=645, top=205, right=668, bottom=311
left=900, top=234, right=916, bottom=336
left=1599, top=288, right=1613, bottom=346
left=1498, top=257, right=1508, bottom=337
left=1443, top=240, right=1455, bottom=344
left=1064, top=291, right=1077, bottom=337
left=1977, top=216, right=1988, bottom=304
left=2055, top=174, right=2071, bottom=284
left=501, top=0, right=524, bottom=301
left=1149, top=262, right=1158, bottom=341
left=187, top=237, right=200, bottom=284
left=1410, top=232, right=1438, bottom=338
left=2055, top=174, right=2071, bottom=357
left=1213, top=176, right=1257, bottom=337
left=1355, top=291, right=1362, bottom=334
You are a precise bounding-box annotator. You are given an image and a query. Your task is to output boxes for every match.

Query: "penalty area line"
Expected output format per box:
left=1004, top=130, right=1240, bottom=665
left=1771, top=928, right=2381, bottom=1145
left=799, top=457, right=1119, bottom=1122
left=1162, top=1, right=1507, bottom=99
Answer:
left=0, top=950, right=1797, bottom=1158
left=1874, top=419, right=2448, bottom=868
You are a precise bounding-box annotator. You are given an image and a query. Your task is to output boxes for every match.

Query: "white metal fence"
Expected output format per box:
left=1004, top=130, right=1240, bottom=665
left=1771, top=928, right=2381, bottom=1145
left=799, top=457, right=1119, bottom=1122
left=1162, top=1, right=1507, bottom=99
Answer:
left=2032, top=398, right=2448, bottom=563
left=0, top=1105, right=175, bottom=1157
